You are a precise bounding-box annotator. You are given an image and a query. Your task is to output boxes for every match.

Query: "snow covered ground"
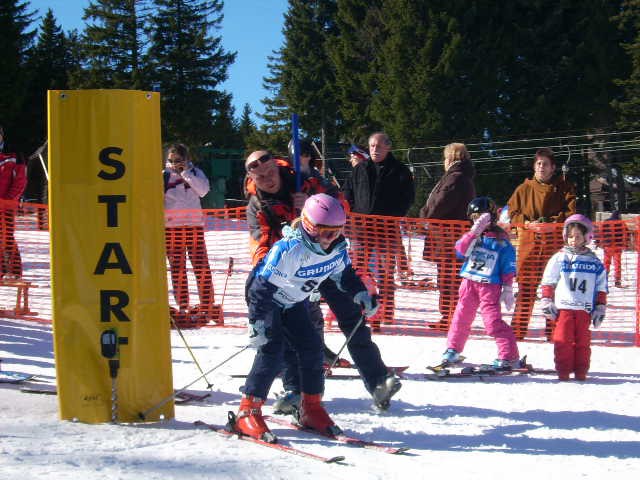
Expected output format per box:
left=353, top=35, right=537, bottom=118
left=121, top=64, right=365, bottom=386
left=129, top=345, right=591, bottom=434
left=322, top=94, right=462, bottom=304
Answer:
left=1, top=318, right=639, bottom=480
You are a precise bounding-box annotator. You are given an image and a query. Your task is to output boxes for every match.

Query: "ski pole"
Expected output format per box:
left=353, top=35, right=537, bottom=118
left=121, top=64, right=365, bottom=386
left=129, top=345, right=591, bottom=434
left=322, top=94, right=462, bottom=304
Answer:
left=138, top=345, right=249, bottom=421
left=291, top=113, right=301, bottom=192
left=100, top=329, right=120, bottom=423
left=311, top=141, right=341, bottom=188
left=219, top=256, right=234, bottom=309
left=170, top=315, right=214, bottom=389
left=325, top=314, right=366, bottom=376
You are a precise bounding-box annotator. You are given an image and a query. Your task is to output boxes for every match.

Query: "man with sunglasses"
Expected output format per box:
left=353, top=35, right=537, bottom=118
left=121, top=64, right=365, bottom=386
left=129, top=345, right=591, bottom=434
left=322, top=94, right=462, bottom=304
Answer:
left=243, top=149, right=401, bottom=416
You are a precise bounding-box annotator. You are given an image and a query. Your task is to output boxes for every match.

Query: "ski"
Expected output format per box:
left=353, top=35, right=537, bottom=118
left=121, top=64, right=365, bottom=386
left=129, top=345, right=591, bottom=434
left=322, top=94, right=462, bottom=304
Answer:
left=230, top=366, right=409, bottom=381
left=0, top=371, right=36, bottom=384
left=425, top=366, right=525, bottom=380
left=326, top=365, right=408, bottom=379
left=324, top=358, right=353, bottom=369
left=175, top=391, right=211, bottom=405
left=194, top=420, right=346, bottom=464
left=427, top=356, right=467, bottom=373
left=264, top=415, right=410, bottom=455
left=425, top=362, right=556, bottom=380
left=19, top=387, right=219, bottom=402
left=21, top=384, right=57, bottom=394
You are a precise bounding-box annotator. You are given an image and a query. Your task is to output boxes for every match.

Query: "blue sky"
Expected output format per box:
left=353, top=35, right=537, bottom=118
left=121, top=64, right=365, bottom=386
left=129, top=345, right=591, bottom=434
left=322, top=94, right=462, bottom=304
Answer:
left=27, top=0, right=288, bottom=121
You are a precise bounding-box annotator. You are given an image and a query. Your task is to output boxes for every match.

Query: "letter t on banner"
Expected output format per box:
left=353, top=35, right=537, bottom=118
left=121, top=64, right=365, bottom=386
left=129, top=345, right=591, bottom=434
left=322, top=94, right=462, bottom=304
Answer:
left=48, top=90, right=173, bottom=423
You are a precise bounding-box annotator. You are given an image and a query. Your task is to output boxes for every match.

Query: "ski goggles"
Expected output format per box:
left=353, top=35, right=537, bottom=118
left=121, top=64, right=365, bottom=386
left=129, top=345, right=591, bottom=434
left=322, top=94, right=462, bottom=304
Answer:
left=245, top=153, right=273, bottom=172
left=301, top=213, right=344, bottom=239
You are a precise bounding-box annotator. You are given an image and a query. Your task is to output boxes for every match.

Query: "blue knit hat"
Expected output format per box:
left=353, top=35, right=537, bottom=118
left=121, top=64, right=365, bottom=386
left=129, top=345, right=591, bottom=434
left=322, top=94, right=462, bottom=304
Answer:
left=347, top=144, right=369, bottom=161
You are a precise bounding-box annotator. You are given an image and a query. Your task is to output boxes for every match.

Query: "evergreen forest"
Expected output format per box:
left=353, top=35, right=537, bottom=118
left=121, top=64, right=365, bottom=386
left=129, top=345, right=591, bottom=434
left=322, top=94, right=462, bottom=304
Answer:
left=3, top=0, right=640, bottom=211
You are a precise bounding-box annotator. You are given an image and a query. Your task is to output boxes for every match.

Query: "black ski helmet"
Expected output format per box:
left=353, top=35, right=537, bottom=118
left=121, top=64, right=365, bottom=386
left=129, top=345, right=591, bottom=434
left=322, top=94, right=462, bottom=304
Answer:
left=287, top=139, right=316, bottom=160
left=467, top=196, right=498, bottom=222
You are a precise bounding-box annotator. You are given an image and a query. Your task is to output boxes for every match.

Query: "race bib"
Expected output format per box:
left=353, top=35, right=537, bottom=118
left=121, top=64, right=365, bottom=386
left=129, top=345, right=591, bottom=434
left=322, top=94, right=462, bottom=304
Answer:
left=465, top=246, right=498, bottom=277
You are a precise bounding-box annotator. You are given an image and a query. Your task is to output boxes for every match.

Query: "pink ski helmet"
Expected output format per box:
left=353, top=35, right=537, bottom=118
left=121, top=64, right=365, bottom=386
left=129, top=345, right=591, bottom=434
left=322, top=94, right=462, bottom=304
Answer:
left=563, top=214, right=593, bottom=243
left=301, top=193, right=346, bottom=236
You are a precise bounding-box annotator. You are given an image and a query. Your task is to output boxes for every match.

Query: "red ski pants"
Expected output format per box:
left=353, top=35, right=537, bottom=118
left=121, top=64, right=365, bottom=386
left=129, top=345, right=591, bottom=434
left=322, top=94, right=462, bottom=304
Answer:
left=0, top=209, right=22, bottom=277
left=552, top=309, right=592, bottom=377
left=165, top=226, right=214, bottom=310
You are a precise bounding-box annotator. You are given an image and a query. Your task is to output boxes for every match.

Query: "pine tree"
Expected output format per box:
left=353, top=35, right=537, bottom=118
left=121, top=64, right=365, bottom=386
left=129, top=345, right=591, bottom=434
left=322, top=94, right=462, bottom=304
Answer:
left=23, top=9, right=70, bottom=145
left=66, top=30, right=87, bottom=89
left=613, top=0, right=640, bottom=129
left=238, top=103, right=257, bottom=148
left=328, top=0, right=385, bottom=141
left=279, top=0, right=340, bottom=141
left=0, top=0, right=36, bottom=147
left=493, top=0, right=626, bottom=135
left=612, top=0, right=640, bottom=210
left=210, top=93, right=241, bottom=148
left=147, top=0, right=236, bottom=145
left=370, top=1, right=462, bottom=145
left=256, top=49, right=293, bottom=152
left=80, top=0, right=150, bottom=89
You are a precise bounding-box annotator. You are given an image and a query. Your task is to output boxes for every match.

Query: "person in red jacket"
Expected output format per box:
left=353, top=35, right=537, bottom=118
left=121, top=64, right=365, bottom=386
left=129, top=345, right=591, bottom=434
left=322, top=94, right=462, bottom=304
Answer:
left=0, top=125, right=27, bottom=278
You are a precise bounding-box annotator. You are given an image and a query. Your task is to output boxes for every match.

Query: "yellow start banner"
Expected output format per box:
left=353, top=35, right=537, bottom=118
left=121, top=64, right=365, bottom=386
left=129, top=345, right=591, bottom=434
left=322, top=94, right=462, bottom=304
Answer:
left=48, top=90, right=174, bottom=423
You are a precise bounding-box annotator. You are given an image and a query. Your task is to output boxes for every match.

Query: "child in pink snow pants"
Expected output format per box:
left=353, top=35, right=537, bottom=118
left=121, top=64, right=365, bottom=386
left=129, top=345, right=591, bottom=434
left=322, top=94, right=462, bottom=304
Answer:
left=442, top=197, right=520, bottom=367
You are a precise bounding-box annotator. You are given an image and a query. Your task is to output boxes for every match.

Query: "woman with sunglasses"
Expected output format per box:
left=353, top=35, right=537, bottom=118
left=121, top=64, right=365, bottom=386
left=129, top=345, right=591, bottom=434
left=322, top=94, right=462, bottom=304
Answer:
left=163, top=143, right=220, bottom=327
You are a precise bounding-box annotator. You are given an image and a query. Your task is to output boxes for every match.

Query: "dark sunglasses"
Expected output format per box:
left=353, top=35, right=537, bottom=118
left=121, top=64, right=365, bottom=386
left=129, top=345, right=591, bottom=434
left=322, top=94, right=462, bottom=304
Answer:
left=246, top=153, right=272, bottom=171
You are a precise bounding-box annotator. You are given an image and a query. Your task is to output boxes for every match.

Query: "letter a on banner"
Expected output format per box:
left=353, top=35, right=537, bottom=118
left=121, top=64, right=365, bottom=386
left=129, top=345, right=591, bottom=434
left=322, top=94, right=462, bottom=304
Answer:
left=48, top=90, right=173, bottom=423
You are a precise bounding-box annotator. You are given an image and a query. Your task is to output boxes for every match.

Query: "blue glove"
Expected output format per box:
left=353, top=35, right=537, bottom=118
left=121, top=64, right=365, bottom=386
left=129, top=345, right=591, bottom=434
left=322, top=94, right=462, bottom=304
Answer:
left=540, top=297, right=558, bottom=320
left=247, top=319, right=269, bottom=348
left=353, top=291, right=379, bottom=318
left=591, top=304, right=606, bottom=328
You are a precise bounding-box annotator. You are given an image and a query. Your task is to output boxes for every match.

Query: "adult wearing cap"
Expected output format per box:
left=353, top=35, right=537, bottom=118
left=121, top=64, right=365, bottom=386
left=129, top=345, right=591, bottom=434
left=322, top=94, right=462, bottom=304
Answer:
left=507, top=147, right=576, bottom=340
left=0, top=125, right=27, bottom=278
left=244, top=149, right=398, bottom=413
left=419, top=143, right=476, bottom=332
left=343, top=132, right=415, bottom=331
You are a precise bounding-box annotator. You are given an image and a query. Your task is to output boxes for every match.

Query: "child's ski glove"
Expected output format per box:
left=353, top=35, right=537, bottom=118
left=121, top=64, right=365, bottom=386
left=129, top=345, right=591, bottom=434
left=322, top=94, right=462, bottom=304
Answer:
left=591, top=304, right=606, bottom=328
left=353, top=291, right=379, bottom=318
left=500, top=285, right=515, bottom=311
left=470, top=213, right=492, bottom=236
left=540, top=297, right=558, bottom=320
left=247, top=319, right=270, bottom=348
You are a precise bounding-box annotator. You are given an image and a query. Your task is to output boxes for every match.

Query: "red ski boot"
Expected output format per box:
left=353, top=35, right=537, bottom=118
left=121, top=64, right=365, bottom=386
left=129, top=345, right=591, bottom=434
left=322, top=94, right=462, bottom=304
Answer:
left=230, top=395, right=276, bottom=443
left=298, top=393, right=342, bottom=436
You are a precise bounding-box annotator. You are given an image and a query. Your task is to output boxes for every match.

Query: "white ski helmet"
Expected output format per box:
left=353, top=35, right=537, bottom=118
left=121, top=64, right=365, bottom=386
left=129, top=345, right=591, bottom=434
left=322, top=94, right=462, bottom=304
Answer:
left=563, top=214, right=593, bottom=243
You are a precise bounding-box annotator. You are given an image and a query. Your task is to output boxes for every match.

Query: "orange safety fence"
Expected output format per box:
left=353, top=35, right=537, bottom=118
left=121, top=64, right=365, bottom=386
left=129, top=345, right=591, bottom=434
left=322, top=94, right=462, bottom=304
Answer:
left=1, top=200, right=639, bottom=347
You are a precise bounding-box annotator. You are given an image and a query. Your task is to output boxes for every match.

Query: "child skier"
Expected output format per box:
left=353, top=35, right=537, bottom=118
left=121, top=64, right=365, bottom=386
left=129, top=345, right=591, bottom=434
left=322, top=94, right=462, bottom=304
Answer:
left=230, top=193, right=383, bottom=443
left=440, top=197, right=520, bottom=368
left=540, top=214, right=607, bottom=381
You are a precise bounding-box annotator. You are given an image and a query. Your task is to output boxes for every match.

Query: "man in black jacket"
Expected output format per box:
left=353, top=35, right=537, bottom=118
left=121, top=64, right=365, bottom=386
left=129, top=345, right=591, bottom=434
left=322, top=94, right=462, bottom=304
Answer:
left=343, top=132, right=415, bottom=330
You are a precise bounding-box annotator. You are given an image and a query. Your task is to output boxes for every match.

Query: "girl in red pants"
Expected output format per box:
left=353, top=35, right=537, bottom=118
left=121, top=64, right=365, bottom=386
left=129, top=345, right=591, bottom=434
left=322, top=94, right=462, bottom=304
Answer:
left=540, top=215, right=607, bottom=381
